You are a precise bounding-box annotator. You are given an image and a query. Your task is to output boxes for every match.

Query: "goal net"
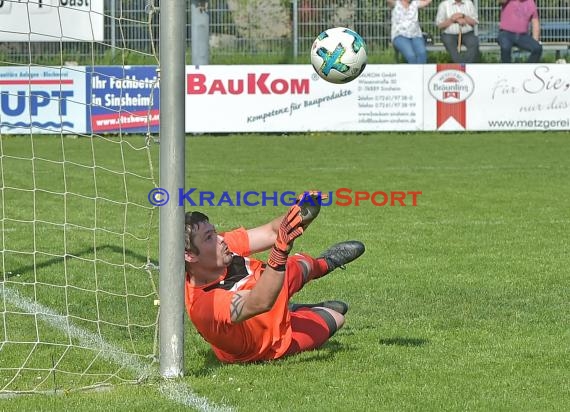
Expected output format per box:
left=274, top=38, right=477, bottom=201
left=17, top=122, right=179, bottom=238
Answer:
left=0, top=0, right=161, bottom=394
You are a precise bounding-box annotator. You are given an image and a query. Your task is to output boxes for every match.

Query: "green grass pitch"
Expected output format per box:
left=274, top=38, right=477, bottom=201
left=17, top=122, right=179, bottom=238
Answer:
left=1, top=131, right=569, bottom=411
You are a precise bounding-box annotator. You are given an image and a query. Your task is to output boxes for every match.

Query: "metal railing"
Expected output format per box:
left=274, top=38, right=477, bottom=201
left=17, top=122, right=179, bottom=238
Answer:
left=0, top=0, right=568, bottom=64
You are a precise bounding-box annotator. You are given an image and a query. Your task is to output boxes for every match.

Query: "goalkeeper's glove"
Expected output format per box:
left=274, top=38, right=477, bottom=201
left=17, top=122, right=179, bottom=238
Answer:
left=267, top=205, right=304, bottom=272
left=296, top=190, right=328, bottom=229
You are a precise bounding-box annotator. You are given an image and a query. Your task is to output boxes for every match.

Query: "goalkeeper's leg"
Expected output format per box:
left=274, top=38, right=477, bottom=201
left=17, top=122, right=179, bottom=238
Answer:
left=284, top=240, right=365, bottom=294
left=289, top=300, right=348, bottom=315
left=284, top=254, right=329, bottom=295
left=283, top=307, right=345, bottom=356
left=282, top=252, right=354, bottom=357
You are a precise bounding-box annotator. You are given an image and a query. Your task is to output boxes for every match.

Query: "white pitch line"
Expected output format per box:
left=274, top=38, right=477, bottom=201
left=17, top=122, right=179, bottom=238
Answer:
left=1, top=285, right=232, bottom=412
left=159, top=380, right=232, bottom=412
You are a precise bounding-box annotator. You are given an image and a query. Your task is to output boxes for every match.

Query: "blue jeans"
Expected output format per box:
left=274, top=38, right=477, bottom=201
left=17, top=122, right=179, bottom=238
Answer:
left=497, top=30, right=542, bottom=63
left=393, top=35, right=427, bottom=64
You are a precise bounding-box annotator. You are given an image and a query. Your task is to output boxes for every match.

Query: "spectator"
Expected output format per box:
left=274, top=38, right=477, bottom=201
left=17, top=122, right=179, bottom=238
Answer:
left=436, top=0, right=480, bottom=63
left=388, top=0, right=433, bottom=64
left=497, top=0, right=542, bottom=63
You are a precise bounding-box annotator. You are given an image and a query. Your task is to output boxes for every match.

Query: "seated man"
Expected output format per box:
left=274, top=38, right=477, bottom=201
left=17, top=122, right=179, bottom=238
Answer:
left=436, top=0, right=480, bottom=63
left=184, top=193, right=365, bottom=363
left=497, top=0, right=542, bottom=63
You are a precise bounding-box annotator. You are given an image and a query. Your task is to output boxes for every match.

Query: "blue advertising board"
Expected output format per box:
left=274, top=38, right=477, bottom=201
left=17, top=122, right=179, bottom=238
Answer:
left=87, top=66, right=160, bottom=134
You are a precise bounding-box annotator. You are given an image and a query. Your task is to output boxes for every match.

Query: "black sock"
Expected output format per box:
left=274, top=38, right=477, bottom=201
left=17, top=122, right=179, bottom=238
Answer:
left=288, top=302, right=324, bottom=312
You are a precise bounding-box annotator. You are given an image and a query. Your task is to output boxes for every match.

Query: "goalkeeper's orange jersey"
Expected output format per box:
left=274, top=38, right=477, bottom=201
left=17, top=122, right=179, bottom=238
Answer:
left=184, top=227, right=292, bottom=363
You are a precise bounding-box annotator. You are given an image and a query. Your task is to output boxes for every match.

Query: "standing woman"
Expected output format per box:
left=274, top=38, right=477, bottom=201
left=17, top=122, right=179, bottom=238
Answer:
left=388, top=0, right=433, bottom=63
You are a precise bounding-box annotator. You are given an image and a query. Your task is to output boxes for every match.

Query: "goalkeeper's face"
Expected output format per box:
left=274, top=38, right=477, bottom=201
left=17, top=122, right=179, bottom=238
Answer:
left=191, top=222, right=233, bottom=270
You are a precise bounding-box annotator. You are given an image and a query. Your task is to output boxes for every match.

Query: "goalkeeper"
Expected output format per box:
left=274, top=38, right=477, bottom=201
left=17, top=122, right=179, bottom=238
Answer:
left=184, top=192, right=365, bottom=363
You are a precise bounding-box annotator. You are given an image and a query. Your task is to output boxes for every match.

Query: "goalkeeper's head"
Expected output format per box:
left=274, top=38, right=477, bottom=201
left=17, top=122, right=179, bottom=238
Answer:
left=184, top=211, right=210, bottom=255
left=184, top=211, right=233, bottom=274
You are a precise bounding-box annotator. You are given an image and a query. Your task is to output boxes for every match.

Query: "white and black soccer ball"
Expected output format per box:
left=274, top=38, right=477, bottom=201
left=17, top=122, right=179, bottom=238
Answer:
left=310, top=27, right=368, bottom=84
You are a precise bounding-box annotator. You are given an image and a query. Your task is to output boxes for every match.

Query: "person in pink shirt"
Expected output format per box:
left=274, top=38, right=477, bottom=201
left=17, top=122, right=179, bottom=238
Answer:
left=497, top=0, right=542, bottom=63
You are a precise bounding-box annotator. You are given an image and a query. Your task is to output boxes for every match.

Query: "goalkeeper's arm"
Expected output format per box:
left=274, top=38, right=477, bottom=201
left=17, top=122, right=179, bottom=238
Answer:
left=246, top=191, right=325, bottom=254
left=229, top=205, right=303, bottom=323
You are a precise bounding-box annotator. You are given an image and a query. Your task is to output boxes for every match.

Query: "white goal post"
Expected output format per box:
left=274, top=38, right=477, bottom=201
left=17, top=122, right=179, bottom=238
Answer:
left=158, top=0, right=186, bottom=379
left=0, top=0, right=186, bottom=393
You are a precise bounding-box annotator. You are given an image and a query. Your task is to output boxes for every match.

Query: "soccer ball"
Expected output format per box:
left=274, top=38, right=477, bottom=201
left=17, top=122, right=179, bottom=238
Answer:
left=310, top=27, right=368, bottom=84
